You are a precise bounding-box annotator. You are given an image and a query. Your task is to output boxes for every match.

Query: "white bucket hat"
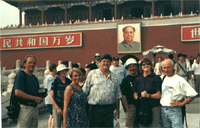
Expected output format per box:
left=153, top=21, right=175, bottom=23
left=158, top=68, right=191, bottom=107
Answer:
left=56, top=64, right=68, bottom=73
left=124, top=58, right=138, bottom=69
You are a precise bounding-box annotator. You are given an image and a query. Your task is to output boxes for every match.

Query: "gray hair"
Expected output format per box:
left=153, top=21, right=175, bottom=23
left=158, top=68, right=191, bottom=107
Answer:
left=161, top=59, right=174, bottom=67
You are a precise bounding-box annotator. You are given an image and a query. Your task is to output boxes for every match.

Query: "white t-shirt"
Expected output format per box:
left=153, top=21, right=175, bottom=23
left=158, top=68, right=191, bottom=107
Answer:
left=192, top=63, right=200, bottom=75
left=160, top=75, right=198, bottom=106
left=186, top=59, right=190, bottom=67
left=44, top=74, right=55, bottom=104
left=154, top=62, right=162, bottom=75
left=110, top=65, right=127, bottom=83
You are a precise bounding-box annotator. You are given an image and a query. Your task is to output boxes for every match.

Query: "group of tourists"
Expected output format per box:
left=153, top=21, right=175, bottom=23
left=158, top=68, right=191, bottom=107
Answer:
left=13, top=52, right=199, bottom=128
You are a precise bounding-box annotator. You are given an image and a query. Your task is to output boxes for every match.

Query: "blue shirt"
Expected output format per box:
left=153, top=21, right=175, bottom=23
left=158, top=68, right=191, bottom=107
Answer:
left=14, top=71, right=39, bottom=104
left=51, top=77, right=71, bottom=110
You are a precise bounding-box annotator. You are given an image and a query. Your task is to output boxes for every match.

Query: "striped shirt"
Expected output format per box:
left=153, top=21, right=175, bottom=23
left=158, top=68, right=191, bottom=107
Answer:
left=50, top=77, right=71, bottom=110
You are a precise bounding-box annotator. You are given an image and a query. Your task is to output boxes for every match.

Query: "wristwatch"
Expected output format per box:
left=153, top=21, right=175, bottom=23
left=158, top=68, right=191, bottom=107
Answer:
left=149, top=94, right=151, bottom=98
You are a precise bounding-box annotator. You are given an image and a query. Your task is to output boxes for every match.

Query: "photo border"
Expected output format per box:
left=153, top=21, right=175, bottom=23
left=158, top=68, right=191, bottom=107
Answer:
left=117, top=22, right=141, bottom=54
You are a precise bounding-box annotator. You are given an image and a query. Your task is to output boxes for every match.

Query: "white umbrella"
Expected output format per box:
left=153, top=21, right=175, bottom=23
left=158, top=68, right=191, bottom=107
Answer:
left=142, top=45, right=176, bottom=56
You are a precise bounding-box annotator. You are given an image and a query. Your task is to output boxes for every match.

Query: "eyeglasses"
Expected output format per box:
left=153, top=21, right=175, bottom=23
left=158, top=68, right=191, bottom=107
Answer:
left=142, top=62, right=151, bottom=66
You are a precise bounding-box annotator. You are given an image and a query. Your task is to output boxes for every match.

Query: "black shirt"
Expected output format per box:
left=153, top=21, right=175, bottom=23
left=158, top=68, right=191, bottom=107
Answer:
left=134, top=73, right=161, bottom=108
left=120, top=74, right=139, bottom=104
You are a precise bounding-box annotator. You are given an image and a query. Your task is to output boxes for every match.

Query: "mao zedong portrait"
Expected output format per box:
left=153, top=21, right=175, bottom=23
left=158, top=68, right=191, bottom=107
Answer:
left=118, top=26, right=140, bottom=52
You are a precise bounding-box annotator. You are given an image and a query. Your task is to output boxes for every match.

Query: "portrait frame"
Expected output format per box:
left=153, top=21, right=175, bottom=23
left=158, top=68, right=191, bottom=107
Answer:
left=117, top=22, right=141, bottom=54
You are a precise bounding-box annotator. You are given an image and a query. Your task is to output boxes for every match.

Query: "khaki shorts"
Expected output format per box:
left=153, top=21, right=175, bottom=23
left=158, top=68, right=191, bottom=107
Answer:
left=126, top=104, right=136, bottom=127
left=53, top=106, right=63, bottom=128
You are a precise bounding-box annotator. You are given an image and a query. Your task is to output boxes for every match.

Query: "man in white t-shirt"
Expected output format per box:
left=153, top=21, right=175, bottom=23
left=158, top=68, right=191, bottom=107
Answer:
left=160, top=59, right=198, bottom=128
left=110, top=56, right=128, bottom=84
left=110, top=56, right=128, bottom=113
left=191, top=56, right=200, bottom=96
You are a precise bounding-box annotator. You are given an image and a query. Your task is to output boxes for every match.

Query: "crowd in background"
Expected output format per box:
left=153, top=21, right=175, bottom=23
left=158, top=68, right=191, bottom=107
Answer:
left=152, top=53, right=199, bottom=93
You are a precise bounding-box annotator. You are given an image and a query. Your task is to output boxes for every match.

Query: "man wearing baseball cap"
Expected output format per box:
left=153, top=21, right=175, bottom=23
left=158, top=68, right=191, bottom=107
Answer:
left=50, top=64, right=72, bottom=127
left=120, top=55, right=140, bottom=127
left=110, top=56, right=128, bottom=84
left=91, top=53, right=101, bottom=68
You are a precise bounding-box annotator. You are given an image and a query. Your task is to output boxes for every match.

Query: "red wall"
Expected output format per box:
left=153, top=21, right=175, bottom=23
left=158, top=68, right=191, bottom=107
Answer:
left=1, top=24, right=199, bottom=69
left=142, top=25, right=199, bottom=60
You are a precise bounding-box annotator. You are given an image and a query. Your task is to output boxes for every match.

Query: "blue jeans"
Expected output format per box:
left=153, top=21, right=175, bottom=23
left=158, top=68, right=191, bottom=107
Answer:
left=161, top=106, right=183, bottom=128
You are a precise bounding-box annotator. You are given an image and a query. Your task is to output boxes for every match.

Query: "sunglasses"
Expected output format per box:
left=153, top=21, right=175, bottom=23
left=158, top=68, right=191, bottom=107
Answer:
left=142, top=62, right=151, bottom=66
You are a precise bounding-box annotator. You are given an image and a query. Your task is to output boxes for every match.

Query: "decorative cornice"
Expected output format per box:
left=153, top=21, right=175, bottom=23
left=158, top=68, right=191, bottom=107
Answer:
left=1, top=17, right=199, bottom=36
left=20, top=0, right=127, bottom=11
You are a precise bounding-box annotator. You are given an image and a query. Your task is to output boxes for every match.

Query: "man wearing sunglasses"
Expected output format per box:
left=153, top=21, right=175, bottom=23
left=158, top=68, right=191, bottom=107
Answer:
left=134, top=58, right=162, bottom=127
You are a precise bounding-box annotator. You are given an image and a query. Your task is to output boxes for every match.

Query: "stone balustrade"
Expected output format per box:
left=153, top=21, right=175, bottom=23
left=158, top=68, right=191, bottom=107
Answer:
left=1, top=11, right=199, bottom=30
left=1, top=59, right=77, bottom=120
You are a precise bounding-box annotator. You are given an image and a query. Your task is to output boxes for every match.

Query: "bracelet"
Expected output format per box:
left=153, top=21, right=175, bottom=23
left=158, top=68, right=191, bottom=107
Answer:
left=149, top=94, right=151, bottom=98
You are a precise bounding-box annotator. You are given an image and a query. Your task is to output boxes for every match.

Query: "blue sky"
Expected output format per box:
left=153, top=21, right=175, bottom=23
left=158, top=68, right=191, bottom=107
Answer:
left=0, top=0, right=24, bottom=28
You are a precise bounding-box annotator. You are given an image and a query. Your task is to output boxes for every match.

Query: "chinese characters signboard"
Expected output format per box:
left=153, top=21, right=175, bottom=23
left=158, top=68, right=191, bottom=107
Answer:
left=0, top=32, right=82, bottom=50
left=181, top=25, right=200, bottom=42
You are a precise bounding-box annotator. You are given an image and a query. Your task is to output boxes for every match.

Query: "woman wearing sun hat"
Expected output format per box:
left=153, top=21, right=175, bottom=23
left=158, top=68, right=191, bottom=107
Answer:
left=50, top=64, right=72, bottom=128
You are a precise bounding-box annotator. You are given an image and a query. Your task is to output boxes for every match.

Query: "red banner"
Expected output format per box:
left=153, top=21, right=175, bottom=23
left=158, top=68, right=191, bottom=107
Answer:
left=0, top=32, right=82, bottom=50
left=181, top=25, right=200, bottom=42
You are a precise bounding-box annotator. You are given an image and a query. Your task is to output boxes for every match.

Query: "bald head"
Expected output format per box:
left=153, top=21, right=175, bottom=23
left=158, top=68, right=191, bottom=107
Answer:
left=161, top=59, right=174, bottom=67
left=162, top=59, right=174, bottom=77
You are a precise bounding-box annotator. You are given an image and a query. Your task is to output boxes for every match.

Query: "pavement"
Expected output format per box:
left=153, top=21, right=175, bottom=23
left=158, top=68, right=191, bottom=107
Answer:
left=2, top=97, right=200, bottom=128
left=118, top=97, right=200, bottom=128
